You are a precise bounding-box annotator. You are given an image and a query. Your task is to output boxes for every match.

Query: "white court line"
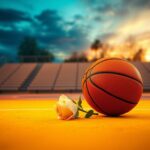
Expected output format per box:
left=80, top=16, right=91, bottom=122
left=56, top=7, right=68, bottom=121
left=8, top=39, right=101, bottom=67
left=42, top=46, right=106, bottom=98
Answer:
left=0, top=108, right=150, bottom=111
left=0, top=108, right=52, bottom=111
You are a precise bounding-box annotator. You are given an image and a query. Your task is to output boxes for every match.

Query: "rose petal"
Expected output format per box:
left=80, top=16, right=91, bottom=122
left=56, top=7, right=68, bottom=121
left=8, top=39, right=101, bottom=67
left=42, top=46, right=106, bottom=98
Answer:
left=56, top=104, right=74, bottom=120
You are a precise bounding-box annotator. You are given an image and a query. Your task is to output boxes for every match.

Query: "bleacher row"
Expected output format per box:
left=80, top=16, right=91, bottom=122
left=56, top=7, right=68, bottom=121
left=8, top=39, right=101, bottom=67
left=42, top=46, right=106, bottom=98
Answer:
left=0, top=63, right=90, bottom=92
left=0, top=62, right=149, bottom=92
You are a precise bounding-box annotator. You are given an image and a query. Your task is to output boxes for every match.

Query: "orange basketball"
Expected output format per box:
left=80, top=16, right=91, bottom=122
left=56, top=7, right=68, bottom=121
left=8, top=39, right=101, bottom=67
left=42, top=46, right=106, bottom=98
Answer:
left=82, top=58, right=143, bottom=116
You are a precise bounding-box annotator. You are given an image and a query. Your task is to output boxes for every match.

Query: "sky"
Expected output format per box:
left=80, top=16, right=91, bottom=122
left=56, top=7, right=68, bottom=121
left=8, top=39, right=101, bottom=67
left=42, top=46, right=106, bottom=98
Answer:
left=0, top=0, right=150, bottom=61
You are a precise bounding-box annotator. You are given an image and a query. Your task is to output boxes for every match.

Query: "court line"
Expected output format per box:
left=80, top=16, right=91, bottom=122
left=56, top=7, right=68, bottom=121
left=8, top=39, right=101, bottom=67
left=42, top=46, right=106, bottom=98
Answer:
left=0, top=108, right=53, bottom=111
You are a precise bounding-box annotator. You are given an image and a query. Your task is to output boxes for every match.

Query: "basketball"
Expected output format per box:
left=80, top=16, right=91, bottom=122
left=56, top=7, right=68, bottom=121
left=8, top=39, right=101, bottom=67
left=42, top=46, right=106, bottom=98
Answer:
left=82, top=58, right=143, bottom=116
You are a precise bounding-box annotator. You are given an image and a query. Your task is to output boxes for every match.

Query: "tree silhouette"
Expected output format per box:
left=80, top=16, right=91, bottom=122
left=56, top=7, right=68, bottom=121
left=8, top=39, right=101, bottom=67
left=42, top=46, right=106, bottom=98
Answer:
left=133, top=48, right=143, bottom=61
left=91, top=39, right=102, bottom=51
left=64, top=51, right=87, bottom=62
left=37, top=49, right=55, bottom=62
left=18, top=37, right=38, bottom=56
left=90, top=39, right=105, bottom=61
left=18, top=36, right=54, bottom=62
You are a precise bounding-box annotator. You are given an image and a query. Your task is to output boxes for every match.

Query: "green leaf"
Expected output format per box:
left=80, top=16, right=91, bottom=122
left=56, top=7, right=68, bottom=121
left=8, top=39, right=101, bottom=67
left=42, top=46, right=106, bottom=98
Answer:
left=85, top=110, right=94, bottom=118
left=74, top=110, right=79, bottom=118
left=77, top=96, right=83, bottom=108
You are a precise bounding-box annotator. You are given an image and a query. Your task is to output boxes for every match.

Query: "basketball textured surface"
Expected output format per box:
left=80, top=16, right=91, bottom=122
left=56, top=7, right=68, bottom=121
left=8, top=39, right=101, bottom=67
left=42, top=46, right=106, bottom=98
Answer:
left=82, top=58, right=143, bottom=116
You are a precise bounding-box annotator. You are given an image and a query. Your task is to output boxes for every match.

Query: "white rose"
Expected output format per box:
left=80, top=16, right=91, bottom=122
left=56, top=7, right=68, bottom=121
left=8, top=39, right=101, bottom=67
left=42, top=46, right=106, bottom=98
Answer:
left=56, top=95, right=78, bottom=120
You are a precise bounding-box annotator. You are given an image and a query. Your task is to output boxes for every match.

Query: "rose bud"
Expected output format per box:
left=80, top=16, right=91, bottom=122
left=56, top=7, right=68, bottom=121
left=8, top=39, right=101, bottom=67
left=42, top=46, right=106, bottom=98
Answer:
left=56, top=95, right=78, bottom=120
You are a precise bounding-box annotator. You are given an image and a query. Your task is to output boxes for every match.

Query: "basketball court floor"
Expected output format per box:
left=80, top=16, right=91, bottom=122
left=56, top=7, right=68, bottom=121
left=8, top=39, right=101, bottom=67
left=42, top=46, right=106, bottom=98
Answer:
left=0, top=93, right=150, bottom=150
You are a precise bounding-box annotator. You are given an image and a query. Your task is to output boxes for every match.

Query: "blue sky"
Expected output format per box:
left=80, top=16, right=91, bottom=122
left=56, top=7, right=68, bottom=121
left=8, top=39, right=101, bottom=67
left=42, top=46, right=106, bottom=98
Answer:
left=0, top=0, right=150, bottom=61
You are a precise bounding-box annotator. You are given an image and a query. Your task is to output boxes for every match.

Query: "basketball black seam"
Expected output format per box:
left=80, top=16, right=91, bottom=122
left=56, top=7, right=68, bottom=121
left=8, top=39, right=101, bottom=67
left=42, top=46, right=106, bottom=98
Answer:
left=85, top=79, right=111, bottom=115
left=83, top=71, right=143, bottom=87
left=85, top=58, right=127, bottom=76
left=89, top=77, right=137, bottom=105
left=83, top=58, right=123, bottom=81
left=82, top=58, right=131, bottom=89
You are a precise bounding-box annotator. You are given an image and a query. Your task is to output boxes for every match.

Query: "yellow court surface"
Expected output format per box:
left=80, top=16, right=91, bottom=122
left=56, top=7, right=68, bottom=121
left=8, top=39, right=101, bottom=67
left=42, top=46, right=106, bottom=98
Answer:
left=0, top=97, right=150, bottom=150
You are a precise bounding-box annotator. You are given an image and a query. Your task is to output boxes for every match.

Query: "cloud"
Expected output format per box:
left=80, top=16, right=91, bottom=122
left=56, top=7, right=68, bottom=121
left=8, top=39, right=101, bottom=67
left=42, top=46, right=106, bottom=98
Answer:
left=0, top=8, right=89, bottom=59
left=0, top=0, right=33, bottom=10
left=97, top=32, right=119, bottom=41
left=36, top=10, right=62, bottom=26
left=106, top=10, right=150, bottom=44
left=34, top=9, right=66, bottom=45
left=83, top=0, right=150, bottom=24
left=0, top=28, right=31, bottom=56
left=122, top=0, right=150, bottom=8
left=82, top=0, right=150, bottom=42
left=74, top=14, right=84, bottom=20
left=34, top=9, right=89, bottom=52
left=0, top=8, right=32, bottom=23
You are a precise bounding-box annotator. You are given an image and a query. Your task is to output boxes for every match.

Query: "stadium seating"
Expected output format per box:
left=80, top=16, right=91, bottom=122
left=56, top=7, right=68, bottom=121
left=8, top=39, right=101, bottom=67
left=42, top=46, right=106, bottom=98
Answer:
left=0, top=64, right=21, bottom=85
left=28, top=63, right=60, bottom=91
left=0, top=63, right=36, bottom=91
left=54, top=63, right=77, bottom=91
left=133, top=62, right=150, bottom=91
left=143, top=63, right=150, bottom=72
left=77, top=63, right=91, bottom=91
left=0, top=62, right=149, bottom=92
